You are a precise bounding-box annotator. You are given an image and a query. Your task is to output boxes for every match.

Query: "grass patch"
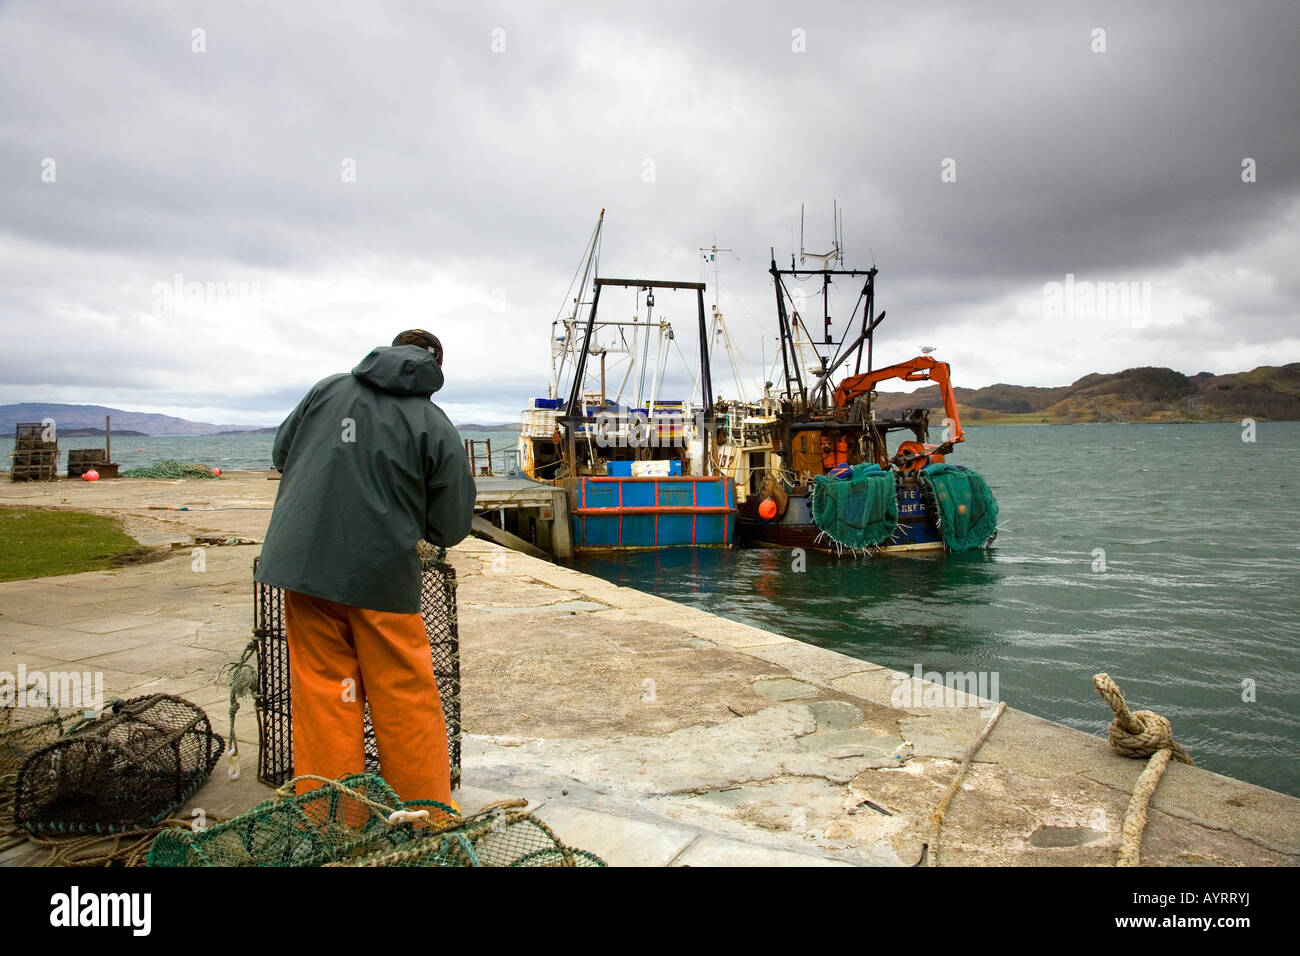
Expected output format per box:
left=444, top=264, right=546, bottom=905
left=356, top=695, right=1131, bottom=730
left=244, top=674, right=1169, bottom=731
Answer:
left=0, top=507, right=147, bottom=582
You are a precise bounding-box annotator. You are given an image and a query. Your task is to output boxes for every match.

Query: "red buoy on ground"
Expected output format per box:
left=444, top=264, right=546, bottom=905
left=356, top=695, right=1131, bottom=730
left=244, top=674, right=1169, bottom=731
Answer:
left=212, top=467, right=222, bottom=476
left=758, top=498, right=778, bottom=520
left=83, top=469, right=99, bottom=482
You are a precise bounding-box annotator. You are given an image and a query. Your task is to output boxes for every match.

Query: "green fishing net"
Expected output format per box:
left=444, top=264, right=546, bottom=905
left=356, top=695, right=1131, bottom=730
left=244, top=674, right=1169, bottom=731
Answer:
left=919, top=463, right=999, bottom=551
left=336, top=800, right=607, bottom=868
left=147, top=773, right=605, bottom=868
left=120, top=460, right=221, bottom=479
left=811, top=463, right=899, bottom=549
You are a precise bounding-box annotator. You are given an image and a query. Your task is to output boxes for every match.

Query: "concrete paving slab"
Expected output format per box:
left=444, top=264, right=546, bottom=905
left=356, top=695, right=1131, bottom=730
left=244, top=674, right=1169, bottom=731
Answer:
left=1082, top=757, right=1300, bottom=853
left=738, top=639, right=885, bottom=684
left=115, top=675, right=223, bottom=703
left=19, top=628, right=190, bottom=662
left=459, top=604, right=775, bottom=737
left=797, top=727, right=906, bottom=760
left=0, top=618, right=74, bottom=645
left=808, top=699, right=864, bottom=730
left=673, top=836, right=856, bottom=867
left=57, top=612, right=172, bottom=634
left=531, top=803, right=696, bottom=867
left=830, top=668, right=924, bottom=713
left=752, top=677, right=820, bottom=701
left=457, top=573, right=584, bottom=607
left=2, top=601, right=155, bottom=626
left=676, top=617, right=798, bottom=649
left=76, top=641, right=228, bottom=679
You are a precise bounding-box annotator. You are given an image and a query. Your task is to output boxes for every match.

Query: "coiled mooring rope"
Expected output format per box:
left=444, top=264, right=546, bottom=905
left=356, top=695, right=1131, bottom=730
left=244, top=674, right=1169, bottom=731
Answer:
left=1093, top=672, right=1194, bottom=866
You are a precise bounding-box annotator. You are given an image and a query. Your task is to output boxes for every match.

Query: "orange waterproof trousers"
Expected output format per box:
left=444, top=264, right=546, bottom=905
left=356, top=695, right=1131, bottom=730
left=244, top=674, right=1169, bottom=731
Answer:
left=283, top=589, right=451, bottom=805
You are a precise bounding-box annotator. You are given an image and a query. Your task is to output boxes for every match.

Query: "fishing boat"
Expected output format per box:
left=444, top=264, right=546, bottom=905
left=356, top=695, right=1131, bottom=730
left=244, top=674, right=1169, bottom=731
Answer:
left=715, top=210, right=999, bottom=554
left=517, top=212, right=737, bottom=552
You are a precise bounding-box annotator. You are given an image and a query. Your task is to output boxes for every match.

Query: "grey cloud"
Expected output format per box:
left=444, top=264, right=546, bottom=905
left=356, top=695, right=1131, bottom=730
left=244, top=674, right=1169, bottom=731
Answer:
left=1, top=0, right=1297, bottom=421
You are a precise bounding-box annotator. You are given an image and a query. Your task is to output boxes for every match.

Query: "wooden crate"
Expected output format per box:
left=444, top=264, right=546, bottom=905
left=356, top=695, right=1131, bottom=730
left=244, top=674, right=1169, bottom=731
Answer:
left=67, top=448, right=106, bottom=478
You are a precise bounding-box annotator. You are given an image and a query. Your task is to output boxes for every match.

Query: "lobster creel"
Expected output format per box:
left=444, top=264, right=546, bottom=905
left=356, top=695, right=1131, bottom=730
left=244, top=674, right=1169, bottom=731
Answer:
left=13, top=694, right=224, bottom=835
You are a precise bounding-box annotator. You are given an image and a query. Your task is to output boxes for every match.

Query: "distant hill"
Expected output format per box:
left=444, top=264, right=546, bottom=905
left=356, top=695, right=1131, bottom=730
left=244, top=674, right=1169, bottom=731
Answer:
left=0, top=402, right=527, bottom=438
left=9, top=365, right=1295, bottom=438
left=456, top=423, right=523, bottom=432
left=0, top=403, right=258, bottom=436
left=871, top=363, right=1300, bottom=424
left=59, top=426, right=148, bottom=437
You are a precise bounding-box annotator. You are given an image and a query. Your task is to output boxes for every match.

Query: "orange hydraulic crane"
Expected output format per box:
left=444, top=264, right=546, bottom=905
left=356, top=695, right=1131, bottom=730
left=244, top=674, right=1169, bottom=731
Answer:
left=833, top=355, right=965, bottom=471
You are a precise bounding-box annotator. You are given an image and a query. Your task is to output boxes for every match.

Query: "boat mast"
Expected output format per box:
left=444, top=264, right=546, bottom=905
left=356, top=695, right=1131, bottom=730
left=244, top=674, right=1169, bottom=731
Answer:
left=550, top=209, right=604, bottom=400
left=699, top=239, right=757, bottom=405
left=562, top=277, right=712, bottom=474
left=770, top=205, right=878, bottom=411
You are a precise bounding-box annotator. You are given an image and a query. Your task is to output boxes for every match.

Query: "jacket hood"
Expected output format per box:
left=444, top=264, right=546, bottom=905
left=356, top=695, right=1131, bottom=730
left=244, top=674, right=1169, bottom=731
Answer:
left=352, top=345, right=445, bottom=396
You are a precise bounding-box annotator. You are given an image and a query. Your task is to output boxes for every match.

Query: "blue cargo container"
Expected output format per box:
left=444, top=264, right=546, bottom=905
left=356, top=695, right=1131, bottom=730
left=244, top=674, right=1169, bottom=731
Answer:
left=572, top=476, right=736, bottom=550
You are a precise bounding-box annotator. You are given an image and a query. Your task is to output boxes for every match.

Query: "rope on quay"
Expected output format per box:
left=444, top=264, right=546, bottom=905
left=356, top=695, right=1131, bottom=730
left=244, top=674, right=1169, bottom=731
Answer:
left=1093, top=672, right=1194, bottom=867
left=925, top=700, right=1006, bottom=867
left=27, top=818, right=204, bottom=867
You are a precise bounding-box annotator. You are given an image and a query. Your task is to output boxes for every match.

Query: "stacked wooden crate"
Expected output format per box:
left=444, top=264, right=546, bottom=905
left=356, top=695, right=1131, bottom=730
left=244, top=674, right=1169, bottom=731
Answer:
left=67, top=448, right=107, bottom=478
left=10, top=423, right=59, bottom=481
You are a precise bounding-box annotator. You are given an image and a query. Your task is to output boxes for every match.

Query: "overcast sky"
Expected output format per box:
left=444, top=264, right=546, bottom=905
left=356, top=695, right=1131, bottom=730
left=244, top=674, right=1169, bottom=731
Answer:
left=1, top=0, right=1297, bottom=426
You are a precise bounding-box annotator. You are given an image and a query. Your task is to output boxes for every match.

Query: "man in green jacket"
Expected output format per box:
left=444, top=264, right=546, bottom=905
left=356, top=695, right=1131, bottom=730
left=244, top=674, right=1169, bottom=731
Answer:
left=255, top=330, right=475, bottom=805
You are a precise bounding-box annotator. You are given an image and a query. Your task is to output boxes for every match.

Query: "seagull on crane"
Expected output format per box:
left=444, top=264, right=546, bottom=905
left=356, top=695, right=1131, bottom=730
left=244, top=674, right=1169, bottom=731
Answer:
left=919, top=345, right=938, bottom=355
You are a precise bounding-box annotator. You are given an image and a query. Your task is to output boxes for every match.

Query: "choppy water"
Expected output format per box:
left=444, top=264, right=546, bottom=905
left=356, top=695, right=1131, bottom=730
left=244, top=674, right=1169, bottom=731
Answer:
left=577, top=423, right=1300, bottom=797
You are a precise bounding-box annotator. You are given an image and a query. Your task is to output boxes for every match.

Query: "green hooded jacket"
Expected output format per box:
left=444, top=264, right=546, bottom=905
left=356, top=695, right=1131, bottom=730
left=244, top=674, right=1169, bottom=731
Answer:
left=253, top=345, right=476, bottom=613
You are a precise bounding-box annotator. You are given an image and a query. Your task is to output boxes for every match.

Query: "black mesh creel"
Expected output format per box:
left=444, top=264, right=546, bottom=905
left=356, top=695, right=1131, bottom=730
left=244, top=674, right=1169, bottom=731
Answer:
left=13, top=695, right=223, bottom=834
left=253, top=558, right=461, bottom=790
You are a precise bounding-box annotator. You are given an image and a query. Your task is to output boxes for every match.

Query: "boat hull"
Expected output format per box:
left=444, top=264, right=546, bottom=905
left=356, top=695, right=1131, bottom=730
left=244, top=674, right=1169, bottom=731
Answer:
left=736, top=480, right=946, bottom=553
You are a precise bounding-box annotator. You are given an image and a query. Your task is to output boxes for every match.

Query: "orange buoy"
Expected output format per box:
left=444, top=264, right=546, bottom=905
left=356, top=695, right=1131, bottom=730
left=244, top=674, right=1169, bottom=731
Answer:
left=83, top=469, right=99, bottom=482
left=758, top=498, right=778, bottom=520
left=212, top=467, right=222, bottom=476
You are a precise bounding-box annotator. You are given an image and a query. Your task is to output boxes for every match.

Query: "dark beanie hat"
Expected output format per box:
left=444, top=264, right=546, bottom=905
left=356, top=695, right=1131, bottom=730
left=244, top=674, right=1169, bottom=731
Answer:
left=392, top=329, right=443, bottom=366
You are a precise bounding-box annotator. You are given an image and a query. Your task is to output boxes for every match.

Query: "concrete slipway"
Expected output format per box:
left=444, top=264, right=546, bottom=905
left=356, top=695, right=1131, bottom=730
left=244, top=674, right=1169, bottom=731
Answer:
left=0, top=472, right=1297, bottom=866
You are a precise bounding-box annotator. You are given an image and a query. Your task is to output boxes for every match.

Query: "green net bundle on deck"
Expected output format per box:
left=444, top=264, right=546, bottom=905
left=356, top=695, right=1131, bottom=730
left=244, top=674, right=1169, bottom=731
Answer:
left=148, top=773, right=605, bottom=867
left=811, top=463, right=899, bottom=549
left=919, top=463, right=999, bottom=551
left=120, top=459, right=221, bottom=479
left=13, top=695, right=224, bottom=835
